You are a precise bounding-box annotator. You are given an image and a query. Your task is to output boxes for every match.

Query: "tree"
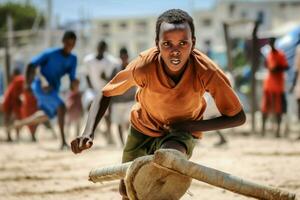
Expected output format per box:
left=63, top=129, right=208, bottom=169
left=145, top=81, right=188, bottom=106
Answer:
left=0, top=2, right=45, bottom=46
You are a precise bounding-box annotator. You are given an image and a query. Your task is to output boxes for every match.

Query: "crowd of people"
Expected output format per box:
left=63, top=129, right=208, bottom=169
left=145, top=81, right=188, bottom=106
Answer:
left=0, top=10, right=299, bottom=154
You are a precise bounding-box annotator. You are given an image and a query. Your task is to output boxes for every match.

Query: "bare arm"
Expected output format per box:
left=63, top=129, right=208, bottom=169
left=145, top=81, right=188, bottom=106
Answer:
left=170, top=110, right=246, bottom=132
left=270, top=65, right=289, bottom=73
left=86, top=75, right=94, bottom=89
left=290, top=71, right=298, bottom=93
left=25, top=64, right=36, bottom=89
left=71, top=94, right=111, bottom=153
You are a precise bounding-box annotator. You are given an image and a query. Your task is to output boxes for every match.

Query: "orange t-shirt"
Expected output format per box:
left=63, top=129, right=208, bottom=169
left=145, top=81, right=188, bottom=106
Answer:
left=102, top=47, right=242, bottom=138
left=263, top=50, right=288, bottom=93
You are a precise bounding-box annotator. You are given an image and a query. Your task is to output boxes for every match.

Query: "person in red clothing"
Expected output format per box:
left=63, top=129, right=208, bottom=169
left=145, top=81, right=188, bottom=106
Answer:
left=1, top=68, right=38, bottom=141
left=261, top=37, right=289, bottom=137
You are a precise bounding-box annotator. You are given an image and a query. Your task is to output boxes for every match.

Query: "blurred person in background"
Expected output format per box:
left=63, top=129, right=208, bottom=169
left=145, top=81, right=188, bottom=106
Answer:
left=66, top=79, right=83, bottom=137
left=110, top=47, right=136, bottom=146
left=83, top=40, right=120, bottom=145
left=14, top=31, right=78, bottom=150
left=261, top=37, right=289, bottom=138
left=1, top=68, right=38, bottom=142
left=290, top=34, right=300, bottom=139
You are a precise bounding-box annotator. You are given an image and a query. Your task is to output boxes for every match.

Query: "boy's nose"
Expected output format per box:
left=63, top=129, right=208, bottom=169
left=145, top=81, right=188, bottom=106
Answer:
left=171, top=49, right=180, bottom=57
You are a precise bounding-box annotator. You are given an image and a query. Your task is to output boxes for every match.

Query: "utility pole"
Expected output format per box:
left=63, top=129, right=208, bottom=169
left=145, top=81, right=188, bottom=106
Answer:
left=45, top=0, right=52, bottom=47
left=223, top=22, right=233, bottom=73
left=250, top=20, right=260, bottom=134
left=4, top=15, right=13, bottom=88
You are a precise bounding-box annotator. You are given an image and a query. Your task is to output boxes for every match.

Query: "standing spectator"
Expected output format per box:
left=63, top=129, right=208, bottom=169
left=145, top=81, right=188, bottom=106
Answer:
left=66, top=79, right=83, bottom=136
left=83, top=40, right=120, bottom=145
left=111, top=47, right=136, bottom=145
left=261, top=37, right=289, bottom=138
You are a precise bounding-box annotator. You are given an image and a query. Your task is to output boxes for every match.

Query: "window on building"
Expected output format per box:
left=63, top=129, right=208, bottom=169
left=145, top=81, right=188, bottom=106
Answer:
left=240, top=11, right=248, bottom=19
left=228, top=3, right=236, bottom=16
left=279, top=2, right=286, bottom=8
left=257, top=11, right=265, bottom=24
left=101, top=22, right=110, bottom=37
left=119, top=22, right=127, bottom=30
left=202, top=18, right=212, bottom=27
left=136, top=41, right=148, bottom=52
left=291, top=2, right=300, bottom=6
left=135, top=21, right=148, bottom=34
left=102, top=23, right=110, bottom=29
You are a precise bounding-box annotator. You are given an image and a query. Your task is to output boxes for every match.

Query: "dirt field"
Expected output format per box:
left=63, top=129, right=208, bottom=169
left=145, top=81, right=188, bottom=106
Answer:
left=0, top=124, right=299, bottom=200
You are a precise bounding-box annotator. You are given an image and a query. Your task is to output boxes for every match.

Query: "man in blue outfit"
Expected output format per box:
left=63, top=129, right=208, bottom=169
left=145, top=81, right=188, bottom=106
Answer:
left=20, top=31, right=78, bottom=149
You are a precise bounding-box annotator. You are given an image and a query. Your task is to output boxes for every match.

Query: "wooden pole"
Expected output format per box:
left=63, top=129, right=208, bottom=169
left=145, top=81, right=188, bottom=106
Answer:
left=223, top=22, right=233, bottom=73
left=89, top=149, right=296, bottom=200
left=154, top=150, right=296, bottom=200
left=250, top=20, right=260, bottom=134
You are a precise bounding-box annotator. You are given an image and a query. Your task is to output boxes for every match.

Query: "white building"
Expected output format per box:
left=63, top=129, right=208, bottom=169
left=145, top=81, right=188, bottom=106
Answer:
left=90, top=0, right=300, bottom=58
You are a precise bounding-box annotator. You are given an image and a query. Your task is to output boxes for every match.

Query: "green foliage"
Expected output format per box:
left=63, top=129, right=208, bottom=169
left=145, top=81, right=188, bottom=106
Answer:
left=0, top=2, right=44, bottom=46
left=233, top=50, right=248, bottom=69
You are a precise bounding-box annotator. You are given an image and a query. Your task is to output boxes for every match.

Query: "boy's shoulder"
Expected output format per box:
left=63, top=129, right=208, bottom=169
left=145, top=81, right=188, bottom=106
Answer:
left=43, top=47, right=61, bottom=55
left=133, top=47, right=159, bottom=70
left=192, top=49, right=219, bottom=74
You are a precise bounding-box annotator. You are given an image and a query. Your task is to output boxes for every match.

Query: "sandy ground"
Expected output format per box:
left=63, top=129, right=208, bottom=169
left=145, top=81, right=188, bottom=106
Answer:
left=0, top=123, right=300, bottom=200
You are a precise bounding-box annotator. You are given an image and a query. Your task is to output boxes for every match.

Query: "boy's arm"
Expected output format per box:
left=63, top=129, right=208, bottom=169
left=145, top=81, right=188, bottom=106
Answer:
left=86, top=75, right=94, bottom=89
left=25, top=64, right=36, bottom=89
left=290, top=71, right=298, bottom=93
left=71, top=94, right=111, bottom=154
left=169, top=109, right=246, bottom=132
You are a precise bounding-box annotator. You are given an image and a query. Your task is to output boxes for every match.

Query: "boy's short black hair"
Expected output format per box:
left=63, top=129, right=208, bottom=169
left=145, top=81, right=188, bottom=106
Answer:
left=98, top=40, right=107, bottom=51
left=62, top=30, right=77, bottom=41
left=155, top=9, right=195, bottom=41
left=119, top=47, right=128, bottom=55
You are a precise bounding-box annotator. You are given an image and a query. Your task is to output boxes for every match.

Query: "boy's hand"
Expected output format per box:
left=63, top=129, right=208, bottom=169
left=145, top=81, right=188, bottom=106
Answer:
left=42, top=85, right=52, bottom=93
left=71, top=136, right=93, bottom=154
left=165, top=121, right=193, bottom=132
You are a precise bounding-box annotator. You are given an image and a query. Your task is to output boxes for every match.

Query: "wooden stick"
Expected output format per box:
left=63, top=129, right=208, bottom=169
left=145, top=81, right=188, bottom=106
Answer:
left=89, top=162, right=131, bottom=183
left=88, top=149, right=296, bottom=200
left=154, top=149, right=296, bottom=200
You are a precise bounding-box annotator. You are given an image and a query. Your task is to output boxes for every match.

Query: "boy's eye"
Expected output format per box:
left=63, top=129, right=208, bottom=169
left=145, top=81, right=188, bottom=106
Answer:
left=179, top=41, right=187, bottom=46
left=162, top=42, right=170, bottom=47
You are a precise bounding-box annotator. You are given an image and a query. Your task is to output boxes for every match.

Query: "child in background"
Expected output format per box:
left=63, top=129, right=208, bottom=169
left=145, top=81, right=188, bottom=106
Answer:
left=66, top=79, right=83, bottom=136
left=1, top=68, right=38, bottom=142
left=111, top=47, right=136, bottom=145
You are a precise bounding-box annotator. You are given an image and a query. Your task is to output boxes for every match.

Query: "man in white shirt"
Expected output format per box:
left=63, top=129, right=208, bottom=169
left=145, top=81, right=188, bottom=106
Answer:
left=83, top=40, right=120, bottom=144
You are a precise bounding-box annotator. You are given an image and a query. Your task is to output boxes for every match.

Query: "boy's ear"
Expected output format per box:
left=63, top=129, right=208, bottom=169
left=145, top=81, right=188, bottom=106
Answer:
left=155, top=40, right=160, bottom=51
left=192, top=37, right=196, bottom=49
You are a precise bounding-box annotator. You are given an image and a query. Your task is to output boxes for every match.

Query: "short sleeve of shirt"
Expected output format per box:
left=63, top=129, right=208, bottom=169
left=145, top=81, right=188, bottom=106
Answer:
left=102, top=57, right=146, bottom=97
left=202, top=68, right=242, bottom=116
left=30, top=49, right=51, bottom=68
left=68, top=56, right=77, bottom=81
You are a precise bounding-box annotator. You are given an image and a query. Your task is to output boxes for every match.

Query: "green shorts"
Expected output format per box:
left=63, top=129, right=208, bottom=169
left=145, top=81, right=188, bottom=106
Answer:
left=122, top=126, right=197, bottom=163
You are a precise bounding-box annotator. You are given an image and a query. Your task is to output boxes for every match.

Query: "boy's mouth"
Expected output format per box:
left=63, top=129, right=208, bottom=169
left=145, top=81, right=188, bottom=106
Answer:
left=170, top=58, right=181, bottom=65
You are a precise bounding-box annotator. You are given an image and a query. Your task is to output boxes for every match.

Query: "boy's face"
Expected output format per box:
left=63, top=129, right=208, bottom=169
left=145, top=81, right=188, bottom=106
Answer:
left=63, top=38, right=76, bottom=54
left=120, top=53, right=129, bottom=63
left=156, top=22, right=195, bottom=75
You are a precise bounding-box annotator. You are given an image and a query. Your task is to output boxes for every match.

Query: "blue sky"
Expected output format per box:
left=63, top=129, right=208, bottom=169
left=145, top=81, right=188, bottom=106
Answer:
left=0, top=0, right=216, bottom=24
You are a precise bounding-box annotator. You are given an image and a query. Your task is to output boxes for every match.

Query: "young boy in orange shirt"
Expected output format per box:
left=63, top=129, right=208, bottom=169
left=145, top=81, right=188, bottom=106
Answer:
left=71, top=9, right=246, bottom=199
